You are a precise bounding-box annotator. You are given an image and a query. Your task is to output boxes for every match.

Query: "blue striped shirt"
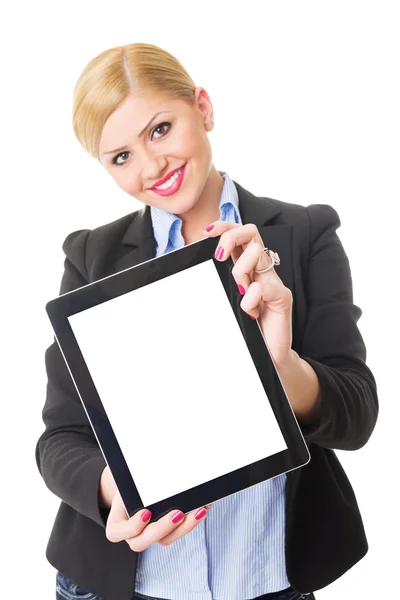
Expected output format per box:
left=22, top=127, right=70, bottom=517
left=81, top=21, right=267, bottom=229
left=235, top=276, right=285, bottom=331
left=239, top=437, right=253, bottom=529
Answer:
left=135, top=172, right=289, bottom=600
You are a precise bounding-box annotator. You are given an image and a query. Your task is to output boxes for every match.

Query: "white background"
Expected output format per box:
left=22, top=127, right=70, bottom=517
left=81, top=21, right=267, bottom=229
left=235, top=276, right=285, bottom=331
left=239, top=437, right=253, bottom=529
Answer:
left=1, top=1, right=399, bottom=598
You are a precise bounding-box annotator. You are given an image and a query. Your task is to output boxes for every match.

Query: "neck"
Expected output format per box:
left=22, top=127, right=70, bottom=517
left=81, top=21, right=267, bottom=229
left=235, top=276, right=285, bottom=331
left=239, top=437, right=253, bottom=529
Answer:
left=180, top=166, right=224, bottom=244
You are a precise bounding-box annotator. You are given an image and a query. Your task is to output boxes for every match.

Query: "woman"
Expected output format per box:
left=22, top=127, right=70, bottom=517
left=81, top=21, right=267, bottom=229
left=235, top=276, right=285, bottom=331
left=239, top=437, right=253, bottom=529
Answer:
left=36, top=43, right=378, bottom=600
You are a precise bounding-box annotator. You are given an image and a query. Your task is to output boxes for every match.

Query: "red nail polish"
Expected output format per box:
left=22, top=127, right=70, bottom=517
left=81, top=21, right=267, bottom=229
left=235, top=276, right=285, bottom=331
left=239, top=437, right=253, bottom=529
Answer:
left=141, top=509, right=152, bottom=523
left=172, top=510, right=184, bottom=524
left=203, top=224, right=214, bottom=232
left=237, top=284, right=245, bottom=295
left=194, top=507, right=207, bottom=520
left=214, top=246, right=224, bottom=260
left=250, top=315, right=256, bottom=320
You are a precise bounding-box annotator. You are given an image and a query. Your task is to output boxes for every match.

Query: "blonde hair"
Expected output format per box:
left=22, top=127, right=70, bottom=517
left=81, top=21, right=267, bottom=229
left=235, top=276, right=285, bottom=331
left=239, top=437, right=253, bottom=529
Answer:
left=72, top=43, right=197, bottom=160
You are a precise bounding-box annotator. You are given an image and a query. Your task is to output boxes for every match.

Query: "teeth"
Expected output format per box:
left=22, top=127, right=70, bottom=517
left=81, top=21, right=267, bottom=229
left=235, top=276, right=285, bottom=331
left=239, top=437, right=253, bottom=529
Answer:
left=154, top=168, right=182, bottom=190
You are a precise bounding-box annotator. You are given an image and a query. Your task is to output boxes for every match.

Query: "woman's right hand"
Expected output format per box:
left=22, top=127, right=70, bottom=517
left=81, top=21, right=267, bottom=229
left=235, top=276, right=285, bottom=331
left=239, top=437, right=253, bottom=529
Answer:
left=101, top=467, right=211, bottom=551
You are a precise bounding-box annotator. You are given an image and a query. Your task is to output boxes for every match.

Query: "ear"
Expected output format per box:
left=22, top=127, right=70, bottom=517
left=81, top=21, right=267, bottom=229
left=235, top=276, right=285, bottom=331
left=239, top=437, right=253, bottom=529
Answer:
left=194, top=86, right=214, bottom=131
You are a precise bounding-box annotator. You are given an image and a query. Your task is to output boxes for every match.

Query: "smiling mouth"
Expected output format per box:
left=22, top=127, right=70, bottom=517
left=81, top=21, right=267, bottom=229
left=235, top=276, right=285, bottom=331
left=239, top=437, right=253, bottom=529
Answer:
left=149, top=163, right=187, bottom=197
left=151, top=165, right=185, bottom=191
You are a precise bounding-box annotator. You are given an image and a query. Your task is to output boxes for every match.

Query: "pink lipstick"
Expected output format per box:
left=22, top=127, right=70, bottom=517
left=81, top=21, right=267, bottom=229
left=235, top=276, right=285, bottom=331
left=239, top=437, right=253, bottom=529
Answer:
left=150, top=163, right=187, bottom=197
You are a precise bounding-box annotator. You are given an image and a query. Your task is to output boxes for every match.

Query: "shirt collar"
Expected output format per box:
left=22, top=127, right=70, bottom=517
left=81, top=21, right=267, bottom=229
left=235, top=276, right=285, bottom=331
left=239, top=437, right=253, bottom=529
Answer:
left=150, top=171, right=240, bottom=255
left=219, top=170, right=240, bottom=219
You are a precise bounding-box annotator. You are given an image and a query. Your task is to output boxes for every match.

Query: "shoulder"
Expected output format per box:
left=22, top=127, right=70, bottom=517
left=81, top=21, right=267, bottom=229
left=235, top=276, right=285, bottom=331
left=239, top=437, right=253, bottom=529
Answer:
left=61, top=210, right=141, bottom=278
left=253, top=192, right=342, bottom=250
left=263, top=195, right=341, bottom=231
left=234, top=180, right=341, bottom=241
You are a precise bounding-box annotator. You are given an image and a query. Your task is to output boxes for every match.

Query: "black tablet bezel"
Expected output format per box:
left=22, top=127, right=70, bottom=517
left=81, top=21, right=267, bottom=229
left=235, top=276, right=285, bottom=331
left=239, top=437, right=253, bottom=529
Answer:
left=46, top=236, right=310, bottom=520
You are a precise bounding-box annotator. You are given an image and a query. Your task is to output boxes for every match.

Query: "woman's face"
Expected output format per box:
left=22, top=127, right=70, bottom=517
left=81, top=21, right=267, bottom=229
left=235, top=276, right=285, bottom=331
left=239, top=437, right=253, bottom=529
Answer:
left=99, top=87, right=216, bottom=217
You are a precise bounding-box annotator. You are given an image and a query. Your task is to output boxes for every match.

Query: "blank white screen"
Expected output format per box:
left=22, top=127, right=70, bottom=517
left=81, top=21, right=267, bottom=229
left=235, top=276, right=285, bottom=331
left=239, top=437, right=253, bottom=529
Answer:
left=68, top=259, right=287, bottom=507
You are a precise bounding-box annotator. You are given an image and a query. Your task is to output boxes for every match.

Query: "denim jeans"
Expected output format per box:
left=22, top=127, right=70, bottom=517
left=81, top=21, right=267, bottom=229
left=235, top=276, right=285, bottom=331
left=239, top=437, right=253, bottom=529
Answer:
left=56, top=570, right=316, bottom=600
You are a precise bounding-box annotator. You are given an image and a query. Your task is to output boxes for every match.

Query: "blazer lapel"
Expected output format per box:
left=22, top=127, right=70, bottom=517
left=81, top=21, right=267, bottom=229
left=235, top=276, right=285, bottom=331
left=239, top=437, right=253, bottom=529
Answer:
left=114, top=205, right=156, bottom=274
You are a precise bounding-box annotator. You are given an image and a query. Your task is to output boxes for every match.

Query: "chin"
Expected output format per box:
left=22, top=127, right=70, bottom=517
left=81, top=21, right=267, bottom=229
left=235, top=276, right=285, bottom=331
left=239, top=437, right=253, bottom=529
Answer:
left=159, top=197, right=198, bottom=216
left=146, top=185, right=201, bottom=215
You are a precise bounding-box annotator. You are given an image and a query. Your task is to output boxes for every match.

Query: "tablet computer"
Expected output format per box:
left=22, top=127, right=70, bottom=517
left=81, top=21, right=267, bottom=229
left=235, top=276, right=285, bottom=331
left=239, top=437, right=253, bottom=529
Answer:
left=46, top=236, right=310, bottom=520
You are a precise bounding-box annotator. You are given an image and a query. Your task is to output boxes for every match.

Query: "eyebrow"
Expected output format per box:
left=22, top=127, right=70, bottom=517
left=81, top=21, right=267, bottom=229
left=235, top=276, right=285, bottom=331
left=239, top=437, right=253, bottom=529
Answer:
left=102, top=111, right=169, bottom=156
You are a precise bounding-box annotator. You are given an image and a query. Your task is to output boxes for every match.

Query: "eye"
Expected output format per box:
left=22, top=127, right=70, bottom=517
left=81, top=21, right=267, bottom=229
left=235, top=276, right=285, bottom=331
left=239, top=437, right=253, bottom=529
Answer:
left=151, top=121, right=171, bottom=140
left=112, top=151, right=130, bottom=166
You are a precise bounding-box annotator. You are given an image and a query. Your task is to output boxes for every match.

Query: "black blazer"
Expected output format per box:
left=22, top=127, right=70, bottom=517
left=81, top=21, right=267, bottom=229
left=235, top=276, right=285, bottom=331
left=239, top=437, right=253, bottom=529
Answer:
left=36, top=181, right=378, bottom=600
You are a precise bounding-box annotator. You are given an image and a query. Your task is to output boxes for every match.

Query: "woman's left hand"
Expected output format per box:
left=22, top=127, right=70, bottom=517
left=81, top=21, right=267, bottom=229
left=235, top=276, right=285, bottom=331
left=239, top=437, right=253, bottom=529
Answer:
left=203, top=221, right=293, bottom=367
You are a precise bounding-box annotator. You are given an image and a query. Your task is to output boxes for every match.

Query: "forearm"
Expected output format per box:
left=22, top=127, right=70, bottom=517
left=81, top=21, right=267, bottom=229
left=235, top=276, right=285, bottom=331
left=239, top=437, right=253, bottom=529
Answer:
left=274, top=349, right=321, bottom=426
left=36, top=427, right=107, bottom=527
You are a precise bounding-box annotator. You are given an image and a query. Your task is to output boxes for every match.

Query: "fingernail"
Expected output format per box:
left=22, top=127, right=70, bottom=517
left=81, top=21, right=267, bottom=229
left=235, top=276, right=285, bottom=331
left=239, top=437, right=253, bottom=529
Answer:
left=250, top=315, right=256, bottom=320
left=203, top=224, right=214, bottom=232
left=237, top=284, right=245, bottom=295
left=194, top=507, right=207, bottom=520
left=172, top=510, right=184, bottom=524
left=214, top=246, right=224, bottom=260
left=141, top=509, right=152, bottom=523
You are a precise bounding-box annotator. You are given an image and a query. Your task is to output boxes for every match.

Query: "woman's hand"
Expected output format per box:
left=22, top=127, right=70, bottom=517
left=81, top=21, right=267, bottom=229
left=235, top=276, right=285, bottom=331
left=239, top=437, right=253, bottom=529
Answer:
left=105, top=486, right=211, bottom=551
left=202, top=220, right=321, bottom=424
left=203, top=221, right=293, bottom=367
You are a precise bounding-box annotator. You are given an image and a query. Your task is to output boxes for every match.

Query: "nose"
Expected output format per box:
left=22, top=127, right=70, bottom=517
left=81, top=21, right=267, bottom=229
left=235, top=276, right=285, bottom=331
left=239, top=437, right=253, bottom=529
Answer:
left=140, top=149, right=168, bottom=183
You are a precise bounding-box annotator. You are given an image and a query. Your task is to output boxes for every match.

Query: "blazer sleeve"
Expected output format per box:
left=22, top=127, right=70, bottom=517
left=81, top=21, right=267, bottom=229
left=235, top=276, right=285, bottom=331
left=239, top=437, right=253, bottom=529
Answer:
left=298, top=204, right=379, bottom=450
left=35, top=229, right=108, bottom=529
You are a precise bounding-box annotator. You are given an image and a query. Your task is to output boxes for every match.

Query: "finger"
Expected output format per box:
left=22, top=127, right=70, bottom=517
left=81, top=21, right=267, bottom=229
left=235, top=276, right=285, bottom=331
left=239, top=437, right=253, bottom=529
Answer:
left=202, top=220, right=241, bottom=237
left=202, top=221, right=245, bottom=264
left=232, top=243, right=280, bottom=294
left=239, top=280, right=263, bottom=319
left=106, top=493, right=152, bottom=543
left=212, top=223, right=265, bottom=264
left=125, top=508, right=187, bottom=552
left=240, top=280, right=292, bottom=319
left=157, top=506, right=210, bottom=547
